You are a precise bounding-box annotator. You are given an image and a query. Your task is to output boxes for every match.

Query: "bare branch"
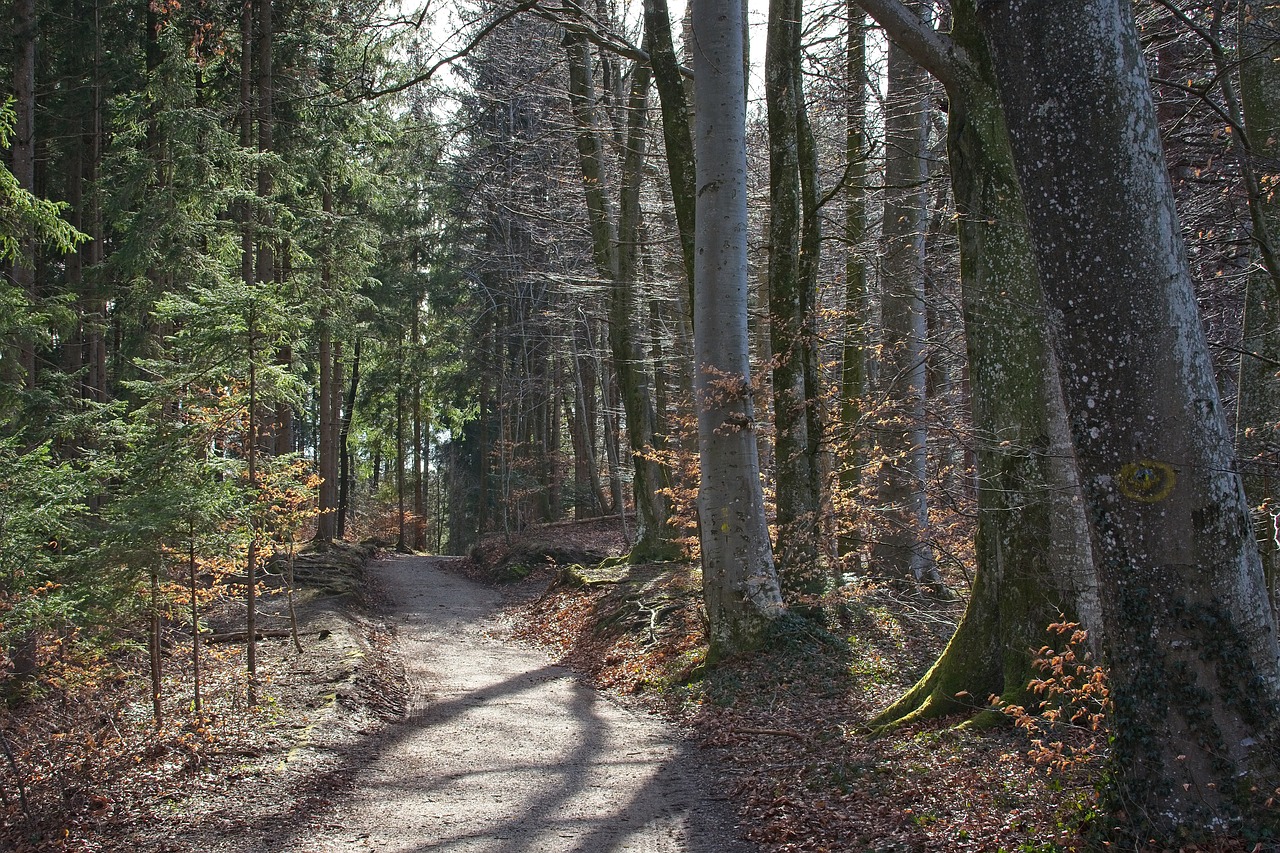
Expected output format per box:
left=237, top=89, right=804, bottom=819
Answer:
left=855, top=0, right=968, bottom=91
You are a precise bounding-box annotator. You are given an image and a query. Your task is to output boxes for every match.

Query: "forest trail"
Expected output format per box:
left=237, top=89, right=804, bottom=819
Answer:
left=295, top=554, right=752, bottom=853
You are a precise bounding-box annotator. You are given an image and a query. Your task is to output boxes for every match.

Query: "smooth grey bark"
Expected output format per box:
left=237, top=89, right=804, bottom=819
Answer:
left=979, top=0, right=1280, bottom=836
left=871, top=20, right=938, bottom=586
left=691, top=0, right=786, bottom=655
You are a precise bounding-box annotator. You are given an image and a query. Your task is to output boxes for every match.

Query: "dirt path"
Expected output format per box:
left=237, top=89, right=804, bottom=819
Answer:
left=285, top=554, right=753, bottom=853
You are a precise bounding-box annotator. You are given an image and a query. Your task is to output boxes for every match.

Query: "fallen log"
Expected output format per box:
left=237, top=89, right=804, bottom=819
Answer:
left=204, top=629, right=295, bottom=644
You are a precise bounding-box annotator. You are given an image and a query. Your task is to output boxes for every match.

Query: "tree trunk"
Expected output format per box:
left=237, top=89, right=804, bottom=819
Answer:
left=189, top=533, right=202, bottom=721
left=643, top=0, right=696, bottom=306
left=255, top=0, right=274, bottom=296
left=337, top=337, right=360, bottom=539
left=149, top=561, right=163, bottom=727
left=872, top=22, right=938, bottom=587
left=691, top=0, right=786, bottom=655
left=1236, top=0, right=1280, bottom=620
left=856, top=0, right=1100, bottom=729
left=979, top=0, right=1280, bottom=835
left=563, top=33, right=676, bottom=560
left=412, top=301, right=426, bottom=549
left=839, top=9, right=869, bottom=564
left=396, top=337, right=408, bottom=551
left=329, top=340, right=342, bottom=528
left=766, top=0, right=824, bottom=602
left=316, top=320, right=336, bottom=541
left=12, top=0, right=38, bottom=390
left=240, top=0, right=259, bottom=706
left=547, top=352, right=563, bottom=521
left=871, top=45, right=1084, bottom=725
left=569, top=322, right=606, bottom=518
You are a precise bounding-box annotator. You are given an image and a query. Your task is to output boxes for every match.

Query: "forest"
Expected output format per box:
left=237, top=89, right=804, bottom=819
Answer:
left=2, top=0, right=1280, bottom=849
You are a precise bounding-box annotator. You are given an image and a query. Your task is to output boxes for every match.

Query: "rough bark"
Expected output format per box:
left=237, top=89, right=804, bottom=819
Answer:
left=979, top=0, right=1280, bottom=835
left=766, top=0, right=825, bottom=602
left=691, top=0, right=786, bottom=655
left=12, top=0, right=38, bottom=390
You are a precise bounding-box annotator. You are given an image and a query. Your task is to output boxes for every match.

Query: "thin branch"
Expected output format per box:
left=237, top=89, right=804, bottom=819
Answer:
left=364, top=0, right=542, bottom=100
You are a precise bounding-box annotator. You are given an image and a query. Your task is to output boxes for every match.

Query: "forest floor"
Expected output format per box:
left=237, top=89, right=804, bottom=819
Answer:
left=480, top=521, right=1103, bottom=853
left=4, top=522, right=1267, bottom=852
left=472, top=520, right=1269, bottom=853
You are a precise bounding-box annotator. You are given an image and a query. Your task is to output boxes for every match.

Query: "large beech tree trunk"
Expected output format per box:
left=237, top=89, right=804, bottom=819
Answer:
left=691, top=0, right=786, bottom=655
left=979, top=0, right=1280, bottom=836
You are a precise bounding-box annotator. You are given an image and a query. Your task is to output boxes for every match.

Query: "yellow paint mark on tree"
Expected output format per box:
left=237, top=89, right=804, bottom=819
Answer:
left=1117, top=459, right=1176, bottom=503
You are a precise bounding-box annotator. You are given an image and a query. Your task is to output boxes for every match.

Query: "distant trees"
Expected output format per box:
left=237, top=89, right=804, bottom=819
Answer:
left=0, top=0, right=456, bottom=708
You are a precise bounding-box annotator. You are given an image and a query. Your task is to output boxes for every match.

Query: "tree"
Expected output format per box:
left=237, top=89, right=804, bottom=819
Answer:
left=643, top=0, right=695, bottom=298
left=854, top=0, right=1100, bottom=728
left=836, top=8, right=870, bottom=563
left=869, top=6, right=939, bottom=587
left=1233, top=0, right=1280, bottom=617
left=765, top=0, right=826, bottom=603
left=978, top=0, right=1280, bottom=836
left=10, top=0, right=38, bottom=390
left=691, top=0, right=786, bottom=654
left=563, top=28, right=678, bottom=561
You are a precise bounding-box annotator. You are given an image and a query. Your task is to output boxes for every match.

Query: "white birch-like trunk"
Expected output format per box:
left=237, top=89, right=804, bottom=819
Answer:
left=691, top=0, right=785, bottom=654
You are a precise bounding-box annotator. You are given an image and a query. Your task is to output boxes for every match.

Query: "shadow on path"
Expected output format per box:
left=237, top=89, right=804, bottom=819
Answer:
left=187, top=555, right=751, bottom=853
